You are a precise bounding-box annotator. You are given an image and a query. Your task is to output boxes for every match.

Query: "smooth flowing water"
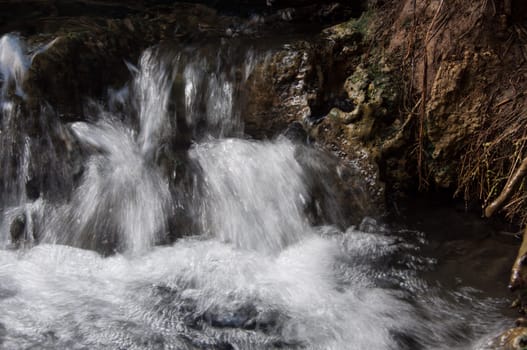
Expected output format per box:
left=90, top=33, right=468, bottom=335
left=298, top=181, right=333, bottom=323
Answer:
left=0, top=34, right=515, bottom=349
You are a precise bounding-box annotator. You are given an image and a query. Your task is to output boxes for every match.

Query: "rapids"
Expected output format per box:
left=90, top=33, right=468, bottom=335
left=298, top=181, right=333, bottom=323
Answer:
left=0, top=33, right=515, bottom=349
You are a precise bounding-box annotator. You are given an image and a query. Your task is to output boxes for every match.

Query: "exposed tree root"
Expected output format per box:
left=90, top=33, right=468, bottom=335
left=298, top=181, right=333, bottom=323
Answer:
left=485, top=156, right=527, bottom=218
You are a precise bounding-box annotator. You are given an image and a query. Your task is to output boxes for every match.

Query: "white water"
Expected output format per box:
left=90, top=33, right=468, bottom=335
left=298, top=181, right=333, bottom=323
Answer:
left=0, top=36, right=513, bottom=349
left=66, top=119, right=171, bottom=254
left=136, top=49, right=174, bottom=157
left=191, top=138, right=309, bottom=252
left=0, top=34, right=29, bottom=99
left=0, top=226, right=509, bottom=349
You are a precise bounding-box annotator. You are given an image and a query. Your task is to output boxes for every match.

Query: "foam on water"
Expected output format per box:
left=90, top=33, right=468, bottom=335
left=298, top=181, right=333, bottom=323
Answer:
left=0, top=225, right=509, bottom=349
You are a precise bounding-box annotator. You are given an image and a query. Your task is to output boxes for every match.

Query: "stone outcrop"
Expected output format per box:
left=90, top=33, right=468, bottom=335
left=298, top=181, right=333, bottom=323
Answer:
left=1, top=0, right=384, bottom=251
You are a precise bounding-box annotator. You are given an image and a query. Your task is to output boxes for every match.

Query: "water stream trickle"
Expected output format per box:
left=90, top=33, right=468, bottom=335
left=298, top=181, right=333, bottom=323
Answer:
left=0, top=34, right=515, bottom=349
left=0, top=34, right=29, bottom=99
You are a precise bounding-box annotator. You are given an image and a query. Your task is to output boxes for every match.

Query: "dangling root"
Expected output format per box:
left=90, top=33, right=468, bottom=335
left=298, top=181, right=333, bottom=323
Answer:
left=484, top=156, right=527, bottom=218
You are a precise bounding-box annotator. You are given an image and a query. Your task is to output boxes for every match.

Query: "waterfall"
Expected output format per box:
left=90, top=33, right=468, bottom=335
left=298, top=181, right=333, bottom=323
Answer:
left=51, top=45, right=258, bottom=253
left=135, top=49, right=174, bottom=158
left=0, top=34, right=514, bottom=350
left=0, top=34, right=30, bottom=206
left=191, top=137, right=310, bottom=252
left=0, top=34, right=29, bottom=99
left=0, top=35, right=32, bottom=249
left=66, top=119, right=171, bottom=254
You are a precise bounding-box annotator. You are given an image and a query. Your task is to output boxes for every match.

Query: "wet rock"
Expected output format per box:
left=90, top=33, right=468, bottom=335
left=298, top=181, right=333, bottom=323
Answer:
left=15, top=3, right=260, bottom=121
left=149, top=284, right=286, bottom=342
left=287, top=18, right=401, bottom=206
left=10, top=0, right=363, bottom=124
left=24, top=19, right=162, bottom=120
left=516, top=318, right=527, bottom=328
left=242, top=18, right=364, bottom=139
left=327, top=107, right=358, bottom=124
left=0, top=322, right=5, bottom=345
left=203, top=305, right=258, bottom=329
left=341, top=63, right=398, bottom=139
left=244, top=41, right=318, bottom=137
left=306, top=114, right=385, bottom=210
left=488, top=327, right=527, bottom=350
left=295, top=145, right=382, bottom=226
left=25, top=177, right=41, bottom=201
left=323, top=17, right=365, bottom=43
left=9, top=213, right=26, bottom=245
left=390, top=330, right=422, bottom=350
left=201, top=303, right=286, bottom=336
left=283, top=121, right=308, bottom=144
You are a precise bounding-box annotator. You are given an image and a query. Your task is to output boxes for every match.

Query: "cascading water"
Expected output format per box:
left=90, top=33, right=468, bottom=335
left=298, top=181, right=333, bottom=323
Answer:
left=0, top=34, right=515, bottom=349
left=191, top=138, right=310, bottom=252
left=0, top=34, right=28, bottom=99
left=0, top=35, right=29, bottom=206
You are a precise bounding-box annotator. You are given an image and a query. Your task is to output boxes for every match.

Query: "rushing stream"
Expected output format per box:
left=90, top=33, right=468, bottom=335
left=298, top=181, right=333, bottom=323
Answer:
left=0, top=33, right=517, bottom=349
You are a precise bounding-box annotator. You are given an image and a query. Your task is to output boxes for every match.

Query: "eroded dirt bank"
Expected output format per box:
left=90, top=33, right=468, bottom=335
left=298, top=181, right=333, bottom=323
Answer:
left=354, top=1, right=527, bottom=346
